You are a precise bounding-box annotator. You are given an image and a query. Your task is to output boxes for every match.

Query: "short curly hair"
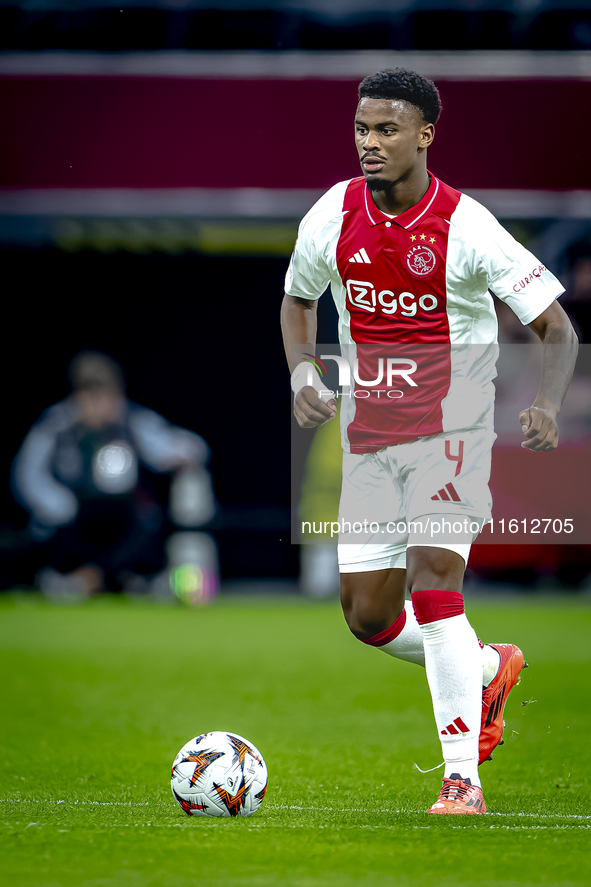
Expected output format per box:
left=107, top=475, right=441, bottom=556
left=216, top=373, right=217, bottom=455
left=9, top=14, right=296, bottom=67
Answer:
left=358, top=68, right=442, bottom=124
left=69, top=351, right=125, bottom=392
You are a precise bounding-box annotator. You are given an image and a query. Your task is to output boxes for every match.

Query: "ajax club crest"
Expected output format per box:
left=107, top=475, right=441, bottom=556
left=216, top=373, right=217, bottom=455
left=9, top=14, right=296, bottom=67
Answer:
left=406, top=244, right=437, bottom=278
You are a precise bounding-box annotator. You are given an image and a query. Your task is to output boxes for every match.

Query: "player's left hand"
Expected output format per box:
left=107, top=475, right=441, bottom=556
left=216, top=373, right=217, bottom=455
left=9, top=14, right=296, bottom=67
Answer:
left=519, top=406, right=559, bottom=452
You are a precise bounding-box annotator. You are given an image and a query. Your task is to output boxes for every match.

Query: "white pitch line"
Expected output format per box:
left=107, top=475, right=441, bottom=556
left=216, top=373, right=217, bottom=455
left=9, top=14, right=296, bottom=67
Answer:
left=265, top=804, right=591, bottom=820
left=2, top=821, right=590, bottom=832
left=1, top=798, right=590, bottom=821
left=0, top=799, right=151, bottom=807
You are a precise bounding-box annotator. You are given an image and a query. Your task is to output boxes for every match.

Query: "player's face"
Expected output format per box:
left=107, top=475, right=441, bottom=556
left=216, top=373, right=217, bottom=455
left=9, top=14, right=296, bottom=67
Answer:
left=355, top=98, right=434, bottom=191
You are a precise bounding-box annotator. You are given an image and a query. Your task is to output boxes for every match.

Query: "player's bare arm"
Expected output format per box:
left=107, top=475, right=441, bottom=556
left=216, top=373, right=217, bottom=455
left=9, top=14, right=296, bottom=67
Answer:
left=520, top=301, right=579, bottom=452
left=280, top=294, right=336, bottom=428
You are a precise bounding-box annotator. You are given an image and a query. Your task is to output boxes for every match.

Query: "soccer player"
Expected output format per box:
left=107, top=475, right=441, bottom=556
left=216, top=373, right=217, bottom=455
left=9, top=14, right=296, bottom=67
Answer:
left=281, top=69, right=578, bottom=814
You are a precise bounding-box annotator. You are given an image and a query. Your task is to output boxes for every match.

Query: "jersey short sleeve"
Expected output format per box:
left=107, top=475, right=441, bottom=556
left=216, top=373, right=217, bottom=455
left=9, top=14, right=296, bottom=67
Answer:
left=284, top=180, right=349, bottom=301
left=452, top=194, right=565, bottom=325
left=284, top=223, right=329, bottom=301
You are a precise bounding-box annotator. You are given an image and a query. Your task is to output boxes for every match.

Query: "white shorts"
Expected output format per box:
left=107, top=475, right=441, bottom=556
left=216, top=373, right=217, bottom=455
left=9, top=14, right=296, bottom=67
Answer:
left=337, top=429, right=494, bottom=573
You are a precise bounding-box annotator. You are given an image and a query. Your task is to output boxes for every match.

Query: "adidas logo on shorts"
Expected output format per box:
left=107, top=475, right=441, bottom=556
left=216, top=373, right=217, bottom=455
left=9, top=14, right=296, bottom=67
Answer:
left=431, top=482, right=461, bottom=502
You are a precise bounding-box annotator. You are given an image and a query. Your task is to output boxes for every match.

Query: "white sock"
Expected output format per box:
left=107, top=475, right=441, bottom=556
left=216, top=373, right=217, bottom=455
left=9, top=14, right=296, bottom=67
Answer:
left=374, top=601, right=425, bottom=666
left=483, top=645, right=501, bottom=687
left=418, top=612, right=483, bottom=787
left=374, top=602, right=500, bottom=691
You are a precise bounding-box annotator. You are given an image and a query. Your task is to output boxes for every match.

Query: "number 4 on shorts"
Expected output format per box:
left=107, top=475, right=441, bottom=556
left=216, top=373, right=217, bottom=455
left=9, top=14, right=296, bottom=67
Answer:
left=445, top=440, right=464, bottom=477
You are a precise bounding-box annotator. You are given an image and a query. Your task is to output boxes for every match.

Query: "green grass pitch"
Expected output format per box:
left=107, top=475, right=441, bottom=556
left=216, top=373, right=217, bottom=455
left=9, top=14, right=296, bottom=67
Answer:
left=1, top=592, right=590, bottom=887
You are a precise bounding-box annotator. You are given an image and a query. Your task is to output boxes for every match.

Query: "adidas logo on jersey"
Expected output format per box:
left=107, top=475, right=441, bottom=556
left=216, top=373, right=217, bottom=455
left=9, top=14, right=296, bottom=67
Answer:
left=431, top=483, right=461, bottom=502
left=349, top=248, right=371, bottom=264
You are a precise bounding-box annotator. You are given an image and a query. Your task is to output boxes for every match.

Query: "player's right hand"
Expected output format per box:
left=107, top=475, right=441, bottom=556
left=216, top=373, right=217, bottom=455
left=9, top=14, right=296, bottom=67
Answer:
left=294, top=386, right=336, bottom=428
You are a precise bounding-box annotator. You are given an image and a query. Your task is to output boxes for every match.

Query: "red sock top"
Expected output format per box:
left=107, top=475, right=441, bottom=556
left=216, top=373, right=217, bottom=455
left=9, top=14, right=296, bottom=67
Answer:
left=411, top=590, right=464, bottom=625
left=361, top=607, right=407, bottom=647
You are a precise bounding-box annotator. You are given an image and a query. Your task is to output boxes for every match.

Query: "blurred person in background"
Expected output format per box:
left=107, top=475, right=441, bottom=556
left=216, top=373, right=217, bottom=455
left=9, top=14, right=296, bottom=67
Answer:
left=11, top=351, right=216, bottom=601
left=526, top=224, right=591, bottom=344
left=564, top=237, right=591, bottom=343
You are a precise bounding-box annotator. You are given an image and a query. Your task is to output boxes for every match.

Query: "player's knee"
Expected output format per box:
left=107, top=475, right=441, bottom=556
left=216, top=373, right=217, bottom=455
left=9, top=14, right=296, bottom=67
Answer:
left=340, top=580, right=401, bottom=641
left=406, top=545, right=465, bottom=594
left=345, top=609, right=393, bottom=641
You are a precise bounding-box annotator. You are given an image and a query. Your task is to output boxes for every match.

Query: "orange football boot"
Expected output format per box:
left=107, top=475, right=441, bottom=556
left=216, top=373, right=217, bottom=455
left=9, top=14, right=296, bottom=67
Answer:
left=428, top=776, right=487, bottom=814
left=480, top=643, right=527, bottom=765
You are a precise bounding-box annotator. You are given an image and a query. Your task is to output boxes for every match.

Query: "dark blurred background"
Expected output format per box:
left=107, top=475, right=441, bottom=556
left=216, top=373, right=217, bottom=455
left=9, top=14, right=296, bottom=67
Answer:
left=0, top=0, right=590, bottom=594
left=1, top=0, right=591, bottom=52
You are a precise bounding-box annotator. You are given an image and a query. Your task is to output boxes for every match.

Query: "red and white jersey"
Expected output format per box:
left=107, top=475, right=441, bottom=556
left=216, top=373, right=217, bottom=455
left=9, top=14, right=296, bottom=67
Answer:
left=285, top=174, right=564, bottom=453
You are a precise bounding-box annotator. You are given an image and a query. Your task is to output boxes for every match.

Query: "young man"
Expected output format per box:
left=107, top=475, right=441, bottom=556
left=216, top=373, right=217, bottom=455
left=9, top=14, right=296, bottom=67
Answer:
left=281, top=69, right=577, bottom=814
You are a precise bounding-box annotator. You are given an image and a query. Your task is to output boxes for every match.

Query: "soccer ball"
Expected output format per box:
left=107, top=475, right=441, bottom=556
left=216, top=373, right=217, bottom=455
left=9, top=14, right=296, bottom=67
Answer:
left=171, top=731, right=268, bottom=818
